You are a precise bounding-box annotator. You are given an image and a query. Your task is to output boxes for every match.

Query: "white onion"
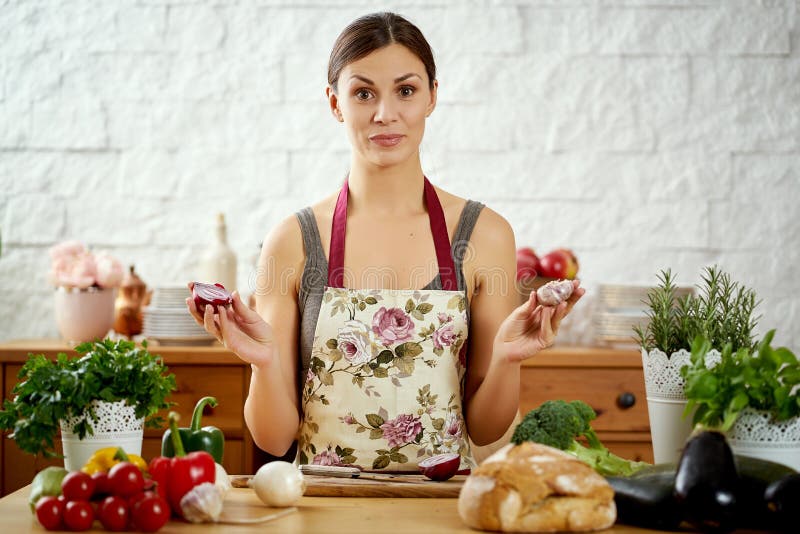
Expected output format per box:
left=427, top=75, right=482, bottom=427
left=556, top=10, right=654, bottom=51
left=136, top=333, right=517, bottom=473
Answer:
left=249, top=461, right=306, bottom=507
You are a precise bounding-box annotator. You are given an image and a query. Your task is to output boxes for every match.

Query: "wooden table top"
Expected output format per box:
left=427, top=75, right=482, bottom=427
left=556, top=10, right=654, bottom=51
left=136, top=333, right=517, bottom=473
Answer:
left=0, top=485, right=670, bottom=533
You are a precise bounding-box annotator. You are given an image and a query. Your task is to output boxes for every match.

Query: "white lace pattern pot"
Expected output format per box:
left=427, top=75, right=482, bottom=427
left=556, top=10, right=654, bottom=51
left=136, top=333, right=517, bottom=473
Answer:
left=60, top=400, right=144, bottom=471
left=642, top=347, right=721, bottom=463
left=727, top=408, right=800, bottom=471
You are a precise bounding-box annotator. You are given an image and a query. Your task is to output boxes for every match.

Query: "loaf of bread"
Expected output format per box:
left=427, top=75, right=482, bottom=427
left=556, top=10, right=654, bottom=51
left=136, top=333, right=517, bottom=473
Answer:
left=457, top=442, right=616, bottom=532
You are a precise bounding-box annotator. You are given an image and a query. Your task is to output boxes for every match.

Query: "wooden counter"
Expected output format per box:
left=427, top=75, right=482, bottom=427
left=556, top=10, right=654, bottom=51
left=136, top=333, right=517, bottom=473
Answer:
left=1, top=341, right=652, bottom=496
left=0, top=484, right=671, bottom=533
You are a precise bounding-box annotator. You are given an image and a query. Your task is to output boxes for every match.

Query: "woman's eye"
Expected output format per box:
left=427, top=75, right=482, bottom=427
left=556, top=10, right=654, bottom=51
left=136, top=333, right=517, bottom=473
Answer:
left=399, top=86, right=415, bottom=97
left=355, top=89, right=372, bottom=100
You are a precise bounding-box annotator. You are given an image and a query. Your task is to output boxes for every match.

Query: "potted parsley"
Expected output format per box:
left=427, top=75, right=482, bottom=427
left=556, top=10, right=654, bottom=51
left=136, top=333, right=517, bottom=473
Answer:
left=682, top=332, right=800, bottom=470
left=633, top=266, right=760, bottom=463
left=0, top=339, right=176, bottom=470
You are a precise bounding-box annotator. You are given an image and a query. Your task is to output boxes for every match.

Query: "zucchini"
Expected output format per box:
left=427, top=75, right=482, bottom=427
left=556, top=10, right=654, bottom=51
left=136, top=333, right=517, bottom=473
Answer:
left=606, top=471, right=682, bottom=530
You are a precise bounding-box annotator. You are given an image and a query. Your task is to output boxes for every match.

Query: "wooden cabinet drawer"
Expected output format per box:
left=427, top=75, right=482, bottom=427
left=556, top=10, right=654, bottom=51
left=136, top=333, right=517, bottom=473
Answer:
left=520, top=367, right=650, bottom=433
left=145, top=365, right=246, bottom=438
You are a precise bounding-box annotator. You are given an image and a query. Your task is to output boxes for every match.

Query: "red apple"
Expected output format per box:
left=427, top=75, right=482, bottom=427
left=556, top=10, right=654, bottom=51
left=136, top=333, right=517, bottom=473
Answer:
left=516, top=247, right=540, bottom=282
left=539, top=249, right=579, bottom=279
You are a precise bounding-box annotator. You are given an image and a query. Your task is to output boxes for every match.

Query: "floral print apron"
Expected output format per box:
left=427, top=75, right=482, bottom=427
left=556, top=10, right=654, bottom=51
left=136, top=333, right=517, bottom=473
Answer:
left=297, top=177, right=474, bottom=472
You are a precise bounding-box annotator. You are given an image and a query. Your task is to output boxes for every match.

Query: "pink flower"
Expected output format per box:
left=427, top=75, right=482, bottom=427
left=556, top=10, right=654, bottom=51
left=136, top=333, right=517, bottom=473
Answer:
left=432, top=323, right=457, bottom=350
left=313, top=448, right=341, bottom=466
left=339, top=414, right=356, bottom=425
left=372, top=307, right=416, bottom=346
left=306, top=369, right=314, bottom=383
left=437, top=312, right=452, bottom=324
left=458, top=342, right=468, bottom=367
left=380, top=414, right=422, bottom=449
left=444, top=411, right=463, bottom=440
left=47, top=241, right=124, bottom=289
left=337, top=320, right=377, bottom=366
left=95, top=252, right=123, bottom=288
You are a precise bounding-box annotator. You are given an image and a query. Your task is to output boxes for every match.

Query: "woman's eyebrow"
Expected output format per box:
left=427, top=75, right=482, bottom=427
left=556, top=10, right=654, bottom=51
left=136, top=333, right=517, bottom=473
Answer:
left=348, top=73, right=422, bottom=85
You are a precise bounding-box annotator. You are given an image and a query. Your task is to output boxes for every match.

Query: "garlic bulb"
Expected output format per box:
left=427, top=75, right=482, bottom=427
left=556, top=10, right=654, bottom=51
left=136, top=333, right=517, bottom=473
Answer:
left=180, top=482, right=224, bottom=523
left=215, top=462, right=231, bottom=498
left=249, top=461, right=306, bottom=507
left=536, top=280, right=574, bottom=306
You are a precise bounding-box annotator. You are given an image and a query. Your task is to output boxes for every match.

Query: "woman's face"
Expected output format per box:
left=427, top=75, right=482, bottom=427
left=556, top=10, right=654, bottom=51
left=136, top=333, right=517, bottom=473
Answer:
left=328, top=43, right=437, bottom=169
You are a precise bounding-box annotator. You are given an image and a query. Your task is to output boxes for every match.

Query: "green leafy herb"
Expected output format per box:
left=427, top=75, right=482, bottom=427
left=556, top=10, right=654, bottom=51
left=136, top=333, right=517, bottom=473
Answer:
left=0, top=339, right=176, bottom=458
left=634, top=266, right=760, bottom=354
left=681, top=331, right=800, bottom=431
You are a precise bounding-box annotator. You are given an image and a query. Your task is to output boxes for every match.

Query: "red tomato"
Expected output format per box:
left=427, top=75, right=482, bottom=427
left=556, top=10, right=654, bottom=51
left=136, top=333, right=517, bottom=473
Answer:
left=98, top=495, right=129, bottom=532
left=108, top=462, right=145, bottom=498
left=91, top=471, right=111, bottom=498
left=128, top=489, right=159, bottom=511
left=61, top=471, right=95, bottom=502
left=63, top=500, right=94, bottom=531
left=35, top=496, right=64, bottom=531
left=131, top=494, right=170, bottom=532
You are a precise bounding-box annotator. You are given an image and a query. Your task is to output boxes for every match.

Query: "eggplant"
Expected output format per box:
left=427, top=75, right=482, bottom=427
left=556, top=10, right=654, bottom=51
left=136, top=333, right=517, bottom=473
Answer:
left=673, top=430, right=740, bottom=533
left=764, top=473, right=800, bottom=532
left=606, top=471, right=682, bottom=530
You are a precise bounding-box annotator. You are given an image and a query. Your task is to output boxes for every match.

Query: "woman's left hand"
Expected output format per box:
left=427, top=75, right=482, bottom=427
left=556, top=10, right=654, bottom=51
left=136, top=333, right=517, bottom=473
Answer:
left=492, top=279, right=585, bottom=363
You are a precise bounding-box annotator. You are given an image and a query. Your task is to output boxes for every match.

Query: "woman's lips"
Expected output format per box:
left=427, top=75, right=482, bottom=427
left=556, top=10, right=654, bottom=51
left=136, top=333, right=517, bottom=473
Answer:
left=369, top=134, right=404, bottom=147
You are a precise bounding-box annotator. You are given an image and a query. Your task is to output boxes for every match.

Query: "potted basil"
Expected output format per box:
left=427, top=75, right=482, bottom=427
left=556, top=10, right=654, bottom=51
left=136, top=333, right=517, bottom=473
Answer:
left=634, top=266, right=759, bottom=463
left=0, top=339, right=175, bottom=471
left=682, top=332, right=800, bottom=470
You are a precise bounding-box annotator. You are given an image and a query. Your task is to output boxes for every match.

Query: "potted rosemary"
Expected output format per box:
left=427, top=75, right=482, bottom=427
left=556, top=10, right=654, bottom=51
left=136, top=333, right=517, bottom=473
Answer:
left=634, top=266, right=759, bottom=462
left=0, top=339, right=175, bottom=471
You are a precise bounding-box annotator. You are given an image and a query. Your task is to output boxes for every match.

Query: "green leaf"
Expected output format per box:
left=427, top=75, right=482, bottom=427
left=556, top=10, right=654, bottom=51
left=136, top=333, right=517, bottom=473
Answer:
left=373, top=367, right=389, bottom=378
left=326, top=339, right=338, bottom=350
left=432, top=418, right=445, bottom=430
left=411, top=310, right=424, bottom=321
left=365, top=297, right=378, bottom=305
left=355, top=426, right=366, bottom=433
left=372, top=455, right=390, bottom=470
left=395, top=342, right=423, bottom=359
left=366, top=413, right=385, bottom=428
left=376, top=350, right=394, bottom=365
left=389, top=452, right=408, bottom=463
left=329, top=349, right=343, bottom=362
left=393, top=356, right=415, bottom=375
left=369, top=428, right=384, bottom=440
left=340, top=455, right=357, bottom=464
left=405, top=299, right=415, bottom=313
left=317, top=369, right=334, bottom=386
left=416, top=303, right=433, bottom=314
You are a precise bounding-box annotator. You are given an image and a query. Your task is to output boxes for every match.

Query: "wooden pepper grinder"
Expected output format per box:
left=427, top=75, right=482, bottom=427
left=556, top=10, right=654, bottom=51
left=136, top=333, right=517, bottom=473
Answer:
left=113, top=265, right=151, bottom=338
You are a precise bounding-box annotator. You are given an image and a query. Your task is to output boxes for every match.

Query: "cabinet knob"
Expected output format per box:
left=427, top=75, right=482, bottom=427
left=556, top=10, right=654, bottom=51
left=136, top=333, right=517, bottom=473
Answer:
left=617, top=392, right=636, bottom=409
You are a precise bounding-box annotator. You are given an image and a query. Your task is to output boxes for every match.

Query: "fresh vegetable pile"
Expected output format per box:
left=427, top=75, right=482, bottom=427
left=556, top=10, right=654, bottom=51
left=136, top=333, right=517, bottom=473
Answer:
left=608, top=429, right=799, bottom=533
left=511, top=399, right=649, bottom=477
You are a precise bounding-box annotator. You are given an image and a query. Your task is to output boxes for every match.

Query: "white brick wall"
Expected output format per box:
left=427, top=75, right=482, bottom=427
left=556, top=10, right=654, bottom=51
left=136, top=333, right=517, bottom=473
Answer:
left=1, top=0, right=798, bottom=350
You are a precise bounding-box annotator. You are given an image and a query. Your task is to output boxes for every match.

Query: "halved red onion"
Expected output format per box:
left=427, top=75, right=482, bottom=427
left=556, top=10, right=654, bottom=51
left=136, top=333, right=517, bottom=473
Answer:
left=192, top=282, right=232, bottom=312
left=418, top=453, right=461, bottom=481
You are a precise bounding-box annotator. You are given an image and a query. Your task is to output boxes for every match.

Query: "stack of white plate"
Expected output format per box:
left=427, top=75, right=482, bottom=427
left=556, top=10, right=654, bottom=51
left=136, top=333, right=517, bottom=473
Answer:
left=593, top=284, right=693, bottom=346
left=142, top=286, right=215, bottom=346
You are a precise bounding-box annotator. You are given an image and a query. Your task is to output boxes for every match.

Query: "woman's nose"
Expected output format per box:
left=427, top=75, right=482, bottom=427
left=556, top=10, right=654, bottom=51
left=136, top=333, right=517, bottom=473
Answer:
left=373, top=98, right=399, bottom=123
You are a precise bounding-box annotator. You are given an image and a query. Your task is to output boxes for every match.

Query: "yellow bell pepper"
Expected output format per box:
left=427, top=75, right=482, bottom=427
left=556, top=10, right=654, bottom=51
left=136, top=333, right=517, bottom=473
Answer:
left=81, top=446, right=148, bottom=474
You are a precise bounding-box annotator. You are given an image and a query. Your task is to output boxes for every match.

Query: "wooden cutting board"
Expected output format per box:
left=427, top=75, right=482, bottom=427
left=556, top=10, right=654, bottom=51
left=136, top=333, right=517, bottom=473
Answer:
left=232, top=474, right=466, bottom=498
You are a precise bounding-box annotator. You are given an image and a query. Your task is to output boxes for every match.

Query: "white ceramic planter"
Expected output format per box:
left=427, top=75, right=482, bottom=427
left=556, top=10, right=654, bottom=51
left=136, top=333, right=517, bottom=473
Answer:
left=642, top=347, right=721, bottom=464
left=728, top=408, right=800, bottom=471
left=60, top=400, right=144, bottom=471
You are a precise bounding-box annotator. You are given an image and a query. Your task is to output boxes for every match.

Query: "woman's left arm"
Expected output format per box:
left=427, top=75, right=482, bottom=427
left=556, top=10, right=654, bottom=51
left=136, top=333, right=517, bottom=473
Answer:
left=463, top=209, right=584, bottom=446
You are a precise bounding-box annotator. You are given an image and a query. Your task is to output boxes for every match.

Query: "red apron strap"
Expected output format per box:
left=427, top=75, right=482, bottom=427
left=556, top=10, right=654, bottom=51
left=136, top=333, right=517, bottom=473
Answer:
left=423, top=178, right=458, bottom=290
left=327, top=178, right=349, bottom=287
left=327, top=177, right=458, bottom=291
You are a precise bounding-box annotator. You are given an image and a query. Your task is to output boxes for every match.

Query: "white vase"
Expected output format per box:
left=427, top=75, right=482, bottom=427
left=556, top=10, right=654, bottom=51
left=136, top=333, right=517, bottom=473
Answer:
left=642, top=347, right=721, bottom=463
left=54, top=286, right=117, bottom=343
left=727, top=408, right=800, bottom=471
left=60, top=400, right=144, bottom=472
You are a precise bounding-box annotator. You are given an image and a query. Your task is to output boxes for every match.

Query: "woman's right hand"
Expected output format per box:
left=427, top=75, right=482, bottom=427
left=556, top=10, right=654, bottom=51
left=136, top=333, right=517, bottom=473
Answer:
left=186, top=282, right=275, bottom=367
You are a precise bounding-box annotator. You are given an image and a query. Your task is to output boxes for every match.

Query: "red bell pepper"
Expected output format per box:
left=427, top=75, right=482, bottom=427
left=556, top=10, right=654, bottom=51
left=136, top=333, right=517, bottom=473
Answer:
left=147, top=411, right=215, bottom=518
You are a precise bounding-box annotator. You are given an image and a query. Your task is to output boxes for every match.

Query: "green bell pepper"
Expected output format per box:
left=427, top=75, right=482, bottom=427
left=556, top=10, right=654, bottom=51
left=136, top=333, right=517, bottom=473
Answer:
left=161, top=396, right=224, bottom=464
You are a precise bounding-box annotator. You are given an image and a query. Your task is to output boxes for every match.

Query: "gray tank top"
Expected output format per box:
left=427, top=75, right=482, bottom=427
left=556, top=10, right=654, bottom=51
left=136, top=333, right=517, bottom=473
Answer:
left=294, top=200, right=485, bottom=378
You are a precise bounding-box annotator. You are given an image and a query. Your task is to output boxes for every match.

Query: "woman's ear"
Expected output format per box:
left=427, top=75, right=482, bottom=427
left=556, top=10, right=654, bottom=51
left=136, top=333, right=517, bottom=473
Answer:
left=426, top=79, right=438, bottom=118
left=326, top=86, right=344, bottom=122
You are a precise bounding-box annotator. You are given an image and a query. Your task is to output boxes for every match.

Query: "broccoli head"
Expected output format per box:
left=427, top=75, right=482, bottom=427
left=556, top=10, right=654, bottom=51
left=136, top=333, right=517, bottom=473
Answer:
left=511, top=399, right=648, bottom=477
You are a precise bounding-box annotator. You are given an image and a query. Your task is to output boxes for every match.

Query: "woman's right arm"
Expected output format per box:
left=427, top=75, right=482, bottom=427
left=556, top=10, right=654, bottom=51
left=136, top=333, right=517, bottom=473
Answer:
left=243, top=215, right=305, bottom=456
left=187, top=214, right=305, bottom=457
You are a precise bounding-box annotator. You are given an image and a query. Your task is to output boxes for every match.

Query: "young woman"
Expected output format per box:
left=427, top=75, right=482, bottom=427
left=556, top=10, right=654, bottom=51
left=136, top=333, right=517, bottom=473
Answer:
left=187, top=12, right=583, bottom=471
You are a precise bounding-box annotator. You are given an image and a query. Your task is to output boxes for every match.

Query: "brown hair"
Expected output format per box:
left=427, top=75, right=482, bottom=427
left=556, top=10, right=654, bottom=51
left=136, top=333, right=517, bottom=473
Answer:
left=328, top=12, right=436, bottom=92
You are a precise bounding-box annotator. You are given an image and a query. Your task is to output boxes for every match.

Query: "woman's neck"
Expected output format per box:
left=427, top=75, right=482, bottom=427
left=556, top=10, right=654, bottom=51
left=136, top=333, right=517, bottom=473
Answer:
left=346, top=154, right=426, bottom=218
